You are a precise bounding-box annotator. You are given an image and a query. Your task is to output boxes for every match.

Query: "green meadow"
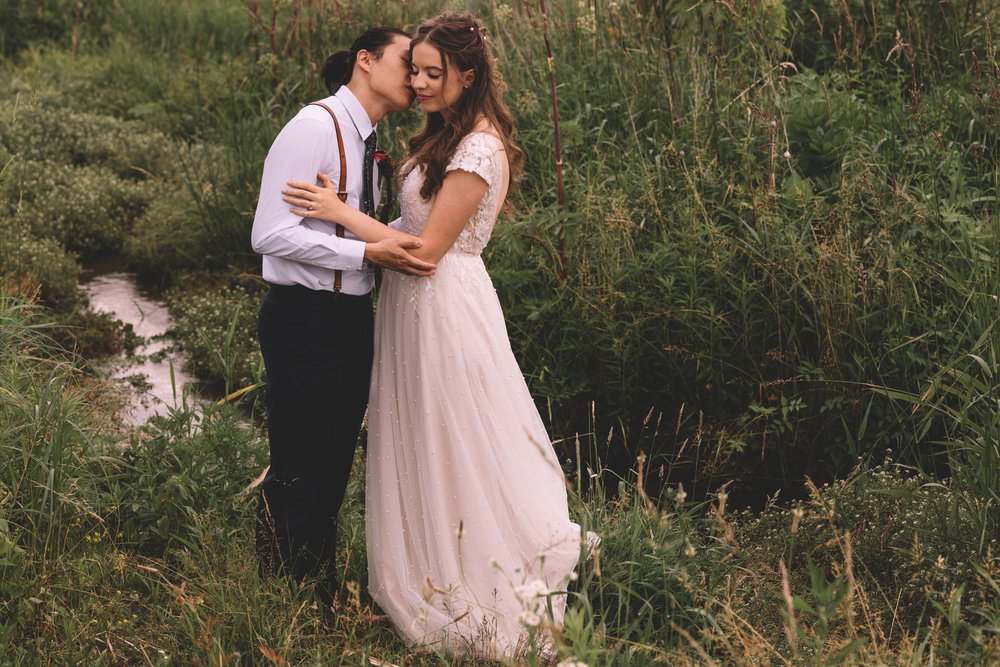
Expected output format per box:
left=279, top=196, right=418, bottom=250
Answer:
left=1, top=0, right=997, bottom=664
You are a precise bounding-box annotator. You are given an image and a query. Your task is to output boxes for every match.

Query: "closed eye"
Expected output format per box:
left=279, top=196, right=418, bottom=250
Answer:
left=411, top=66, right=443, bottom=79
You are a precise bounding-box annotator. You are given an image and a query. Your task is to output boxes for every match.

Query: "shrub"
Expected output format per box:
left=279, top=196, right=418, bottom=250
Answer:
left=122, top=138, right=264, bottom=281
left=48, top=307, right=140, bottom=359
left=102, top=402, right=265, bottom=554
left=168, top=281, right=264, bottom=393
left=0, top=104, right=175, bottom=180
left=10, top=160, right=152, bottom=258
left=734, top=462, right=999, bottom=635
left=0, top=229, right=81, bottom=307
left=0, top=0, right=68, bottom=57
left=126, top=184, right=212, bottom=280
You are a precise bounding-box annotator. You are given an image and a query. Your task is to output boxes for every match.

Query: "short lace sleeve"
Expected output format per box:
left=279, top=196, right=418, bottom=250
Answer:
left=446, top=133, right=502, bottom=185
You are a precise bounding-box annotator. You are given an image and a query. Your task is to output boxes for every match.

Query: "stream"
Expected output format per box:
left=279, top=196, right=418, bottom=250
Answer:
left=82, top=272, right=194, bottom=426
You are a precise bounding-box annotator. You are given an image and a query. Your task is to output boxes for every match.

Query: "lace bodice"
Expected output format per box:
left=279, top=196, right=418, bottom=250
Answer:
left=397, top=132, right=505, bottom=255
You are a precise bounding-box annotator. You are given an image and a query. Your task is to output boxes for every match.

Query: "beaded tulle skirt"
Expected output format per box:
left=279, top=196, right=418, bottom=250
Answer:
left=365, top=251, right=583, bottom=660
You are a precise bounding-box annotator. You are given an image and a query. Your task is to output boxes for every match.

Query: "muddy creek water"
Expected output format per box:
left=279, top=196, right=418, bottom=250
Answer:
left=82, top=272, right=194, bottom=426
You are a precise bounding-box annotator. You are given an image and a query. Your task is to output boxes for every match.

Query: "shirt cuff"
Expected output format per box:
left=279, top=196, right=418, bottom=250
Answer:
left=337, top=237, right=367, bottom=270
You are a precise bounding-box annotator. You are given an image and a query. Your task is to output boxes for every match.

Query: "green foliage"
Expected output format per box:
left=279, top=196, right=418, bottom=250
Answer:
left=0, top=297, right=102, bottom=562
left=102, top=402, right=264, bottom=554
left=168, top=282, right=265, bottom=392
left=873, top=209, right=1000, bottom=551
left=0, top=99, right=167, bottom=269
left=644, top=0, right=788, bottom=58
left=125, top=141, right=254, bottom=279
left=47, top=306, right=140, bottom=359
left=783, top=70, right=865, bottom=187
left=0, top=229, right=80, bottom=307
left=9, top=160, right=152, bottom=258
left=741, top=462, right=997, bottom=622
left=0, top=291, right=997, bottom=663
left=0, top=104, right=175, bottom=178
left=480, top=0, right=1000, bottom=498
left=782, top=0, right=992, bottom=72
left=565, top=468, right=732, bottom=661
left=0, top=0, right=68, bottom=57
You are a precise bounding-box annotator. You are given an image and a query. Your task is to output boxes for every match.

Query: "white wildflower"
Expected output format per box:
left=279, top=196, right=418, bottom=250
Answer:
left=495, top=3, right=514, bottom=22
left=518, top=609, right=542, bottom=627
left=577, top=1, right=596, bottom=35
left=514, top=579, right=549, bottom=604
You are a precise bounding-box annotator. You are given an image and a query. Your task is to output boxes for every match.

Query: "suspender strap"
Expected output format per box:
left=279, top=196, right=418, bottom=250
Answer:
left=308, top=102, right=348, bottom=293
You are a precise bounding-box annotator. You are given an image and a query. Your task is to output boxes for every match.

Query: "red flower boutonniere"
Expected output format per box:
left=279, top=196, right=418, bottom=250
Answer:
left=374, top=150, right=395, bottom=180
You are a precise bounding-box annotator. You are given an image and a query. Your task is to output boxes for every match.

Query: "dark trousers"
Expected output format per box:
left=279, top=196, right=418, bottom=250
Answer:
left=254, top=284, right=373, bottom=603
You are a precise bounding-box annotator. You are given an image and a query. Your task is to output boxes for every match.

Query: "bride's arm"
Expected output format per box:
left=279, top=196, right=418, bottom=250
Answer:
left=283, top=173, right=412, bottom=244
left=283, top=173, right=437, bottom=275
left=285, top=169, right=489, bottom=264
left=406, top=169, right=488, bottom=263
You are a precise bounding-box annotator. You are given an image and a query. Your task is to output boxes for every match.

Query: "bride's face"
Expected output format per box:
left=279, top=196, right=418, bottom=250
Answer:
left=410, top=41, right=472, bottom=113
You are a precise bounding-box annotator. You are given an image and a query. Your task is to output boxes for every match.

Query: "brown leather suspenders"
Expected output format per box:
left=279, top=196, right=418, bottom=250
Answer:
left=307, top=102, right=349, bottom=293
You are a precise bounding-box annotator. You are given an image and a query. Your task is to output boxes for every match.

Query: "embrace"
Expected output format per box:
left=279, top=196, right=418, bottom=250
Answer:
left=250, top=11, right=597, bottom=661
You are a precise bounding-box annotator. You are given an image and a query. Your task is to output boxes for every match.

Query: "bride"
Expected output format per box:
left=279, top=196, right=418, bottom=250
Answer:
left=283, top=11, right=592, bottom=659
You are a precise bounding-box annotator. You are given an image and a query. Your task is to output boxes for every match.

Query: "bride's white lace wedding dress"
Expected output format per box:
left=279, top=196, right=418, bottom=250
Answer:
left=365, top=132, right=585, bottom=659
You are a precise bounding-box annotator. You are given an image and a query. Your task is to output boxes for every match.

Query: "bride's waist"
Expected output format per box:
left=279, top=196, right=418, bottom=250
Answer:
left=388, top=251, right=487, bottom=286
left=442, top=247, right=483, bottom=259
left=436, top=250, right=486, bottom=273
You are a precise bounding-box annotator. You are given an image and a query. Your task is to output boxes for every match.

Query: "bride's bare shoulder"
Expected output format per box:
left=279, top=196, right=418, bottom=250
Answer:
left=469, top=117, right=502, bottom=142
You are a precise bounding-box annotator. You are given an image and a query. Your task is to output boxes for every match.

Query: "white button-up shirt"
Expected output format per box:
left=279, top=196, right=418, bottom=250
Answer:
left=251, top=87, right=380, bottom=295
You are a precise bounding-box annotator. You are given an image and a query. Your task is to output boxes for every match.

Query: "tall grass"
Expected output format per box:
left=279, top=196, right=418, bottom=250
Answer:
left=0, top=291, right=997, bottom=664
left=878, top=206, right=999, bottom=552
left=480, top=0, right=1000, bottom=499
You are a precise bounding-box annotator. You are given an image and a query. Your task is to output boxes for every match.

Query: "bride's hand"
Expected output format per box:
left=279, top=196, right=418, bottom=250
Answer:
left=283, top=172, right=348, bottom=221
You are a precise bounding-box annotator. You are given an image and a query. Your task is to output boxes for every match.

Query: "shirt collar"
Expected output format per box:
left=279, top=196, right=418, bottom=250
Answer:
left=335, top=86, right=375, bottom=141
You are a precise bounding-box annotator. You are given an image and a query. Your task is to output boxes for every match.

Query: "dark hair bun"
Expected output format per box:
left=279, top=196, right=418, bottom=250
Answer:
left=320, top=50, right=354, bottom=92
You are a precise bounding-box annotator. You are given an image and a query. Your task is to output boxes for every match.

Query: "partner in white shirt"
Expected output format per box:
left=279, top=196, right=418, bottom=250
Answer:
left=250, top=26, right=434, bottom=611
left=251, top=74, right=433, bottom=292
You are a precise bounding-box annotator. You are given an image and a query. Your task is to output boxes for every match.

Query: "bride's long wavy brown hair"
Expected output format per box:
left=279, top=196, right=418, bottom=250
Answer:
left=403, top=11, right=524, bottom=203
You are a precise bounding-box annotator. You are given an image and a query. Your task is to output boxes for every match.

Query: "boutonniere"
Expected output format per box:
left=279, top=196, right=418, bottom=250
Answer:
left=374, top=150, right=395, bottom=180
